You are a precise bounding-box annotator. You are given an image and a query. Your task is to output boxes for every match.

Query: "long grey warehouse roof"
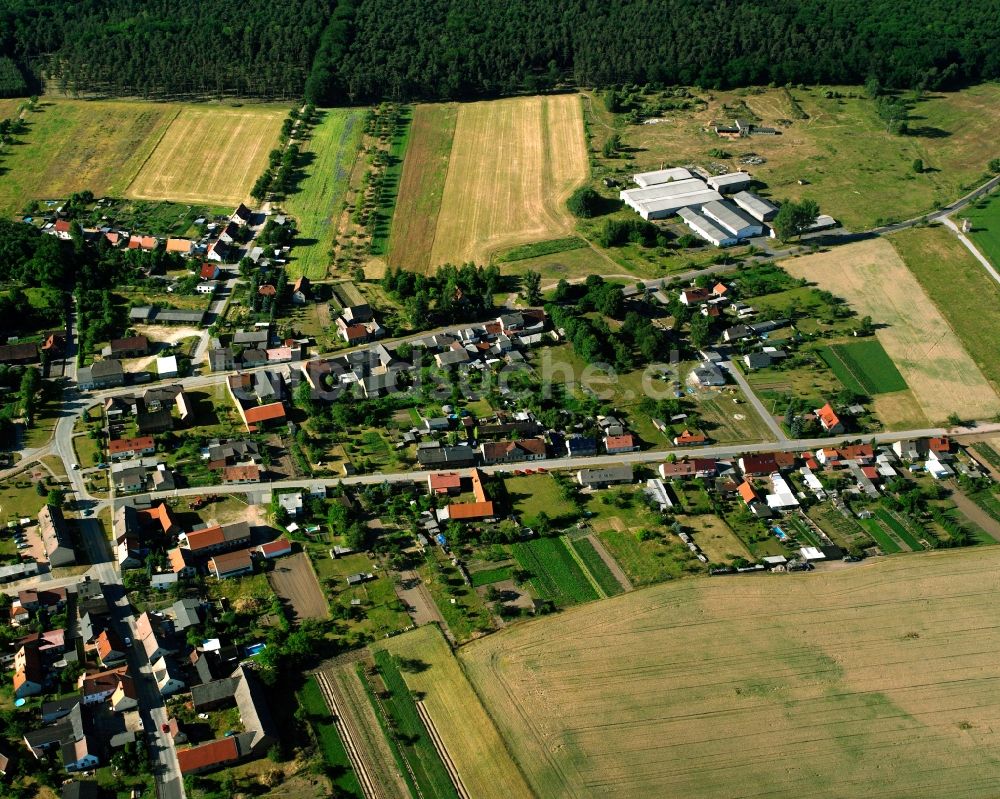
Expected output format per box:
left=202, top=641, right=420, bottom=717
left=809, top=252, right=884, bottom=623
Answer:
left=635, top=190, right=723, bottom=215
left=633, top=167, right=693, bottom=187
left=677, top=207, right=737, bottom=244
left=702, top=200, right=760, bottom=235
left=621, top=177, right=709, bottom=203
left=707, top=172, right=751, bottom=190
left=733, top=190, right=778, bottom=220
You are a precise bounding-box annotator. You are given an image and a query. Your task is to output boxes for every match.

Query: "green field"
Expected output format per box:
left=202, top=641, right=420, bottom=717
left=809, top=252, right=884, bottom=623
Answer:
left=859, top=517, right=903, bottom=554
left=369, top=107, right=413, bottom=256
left=889, top=226, right=1000, bottom=393
left=369, top=650, right=459, bottom=799
left=503, top=473, right=579, bottom=525
left=818, top=340, right=907, bottom=395
left=569, top=537, right=624, bottom=596
left=285, top=107, right=365, bottom=279
left=469, top=565, right=512, bottom=587
left=495, top=237, right=588, bottom=263
left=875, top=508, right=925, bottom=551
left=962, top=191, right=1000, bottom=268
left=297, top=677, right=363, bottom=798
left=511, top=536, right=598, bottom=606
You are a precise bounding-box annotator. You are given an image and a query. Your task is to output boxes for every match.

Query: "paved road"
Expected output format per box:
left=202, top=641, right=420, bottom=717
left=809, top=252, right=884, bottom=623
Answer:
left=719, top=360, right=789, bottom=442
left=941, top=215, right=1000, bottom=286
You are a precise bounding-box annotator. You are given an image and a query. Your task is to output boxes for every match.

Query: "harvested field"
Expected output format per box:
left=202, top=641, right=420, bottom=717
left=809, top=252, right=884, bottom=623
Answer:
left=889, top=225, right=1000, bottom=394
left=0, top=99, right=178, bottom=216
left=464, top=548, right=1000, bottom=799
left=427, top=94, right=587, bottom=269
left=378, top=625, right=534, bottom=799
left=783, top=238, right=1000, bottom=422
left=268, top=551, right=329, bottom=621
left=387, top=104, right=457, bottom=272
left=127, top=106, right=284, bottom=205
left=872, top=389, right=930, bottom=430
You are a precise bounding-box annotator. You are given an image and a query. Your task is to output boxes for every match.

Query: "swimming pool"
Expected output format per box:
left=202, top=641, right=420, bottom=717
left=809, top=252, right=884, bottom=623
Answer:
left=772, top=526, right=789, bottom=542
left=244, top=643, right=267, bottom=657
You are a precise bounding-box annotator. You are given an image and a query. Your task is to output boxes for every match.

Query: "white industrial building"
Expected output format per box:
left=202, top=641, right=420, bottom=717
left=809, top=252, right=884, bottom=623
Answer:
left=633, top=167, right=693, bottom=188
left=707, top=172, right=752, bottom=193
left=702, top=200, right=764, bottom=239
left=733, top=190, right=779, bottom=222
left=621, top=177, right=723, bottom=220
left=677, top=208, right=737, bottom=247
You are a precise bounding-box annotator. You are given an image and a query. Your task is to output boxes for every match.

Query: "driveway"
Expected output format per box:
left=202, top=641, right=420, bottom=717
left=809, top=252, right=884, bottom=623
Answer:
left=719, top=360, right=788, bottom=442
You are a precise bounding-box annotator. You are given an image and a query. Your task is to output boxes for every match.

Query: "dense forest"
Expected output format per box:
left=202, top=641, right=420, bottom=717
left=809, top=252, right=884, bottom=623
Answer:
left=0, top=0, right=997, bottom=101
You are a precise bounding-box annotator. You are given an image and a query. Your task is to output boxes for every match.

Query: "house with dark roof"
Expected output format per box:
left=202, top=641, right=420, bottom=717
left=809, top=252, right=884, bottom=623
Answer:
left=172, top=599, right=205, bottom=631
left=39, top=504, right=75, bottom=567
left=479, top=438, right=547, bottom=465
left=416, top=446, right=477, bottom=469
left=576, top=464, right=634, bottom=488
left=77, top=359, right=125, bottom=390
left=107, top=336, right=149, bottom=359
left=208, top=548, right=254, bottom=579
left=0, top=342, right=40, bottom=365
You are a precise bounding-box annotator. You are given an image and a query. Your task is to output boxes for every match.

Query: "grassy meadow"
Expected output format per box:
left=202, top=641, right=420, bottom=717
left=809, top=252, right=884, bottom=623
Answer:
left=284, top=107, right=365, bottom=279
left=961, top=190, right=1000, bottom=268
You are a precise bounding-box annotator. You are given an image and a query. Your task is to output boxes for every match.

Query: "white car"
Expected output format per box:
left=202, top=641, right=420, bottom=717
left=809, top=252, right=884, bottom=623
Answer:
left=71, top=463, right=80, bottom=470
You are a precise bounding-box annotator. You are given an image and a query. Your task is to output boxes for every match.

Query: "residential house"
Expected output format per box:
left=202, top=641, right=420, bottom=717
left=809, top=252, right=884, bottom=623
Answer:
left=659, top=459, right=718, bottom=480
left=209, top=346, right=235, bottom=372
left=416, top=446, right=477, bottom=469
left=108, top=435, right=156, bottom=461
left=13, top=646, right=43, bottom=698
left=17, top=586, right=67, bottom=613
left=95, top=630, right=128, bottom=667
left=673, top=430, right=708, bottom=446
left=604, top=434, right=639, bottom=454
left=153, top=660, right=185, bottom=696
left=679, top=287, right=712, bottom=305
left=222, top=464, right=260, bottom=484
left=207, top=439, right=261, bottom=469
left=39, top=504, right=75, bottom=567
left=0, top=342, right=39, bottom=365
left=688, top=364, right=726, bottom=387
left=231, top=203, right=252, bottom=226
left=77, top=359, right=125, bottom=390
left=112, top=465, right=146, bottom=493
left=479, top=438, right=547, bottom=465
left=107, top=336, right=149, bottom=359
left=227, top=371, right=287, bottom=432
left=80, top=667, right=129, bottom=705
left=565, top=436, right=598, bottom=457
left=181, top=521, right=252, bottom=557
left=166, top=238, right=193, bottom=256
left=277, top=491, right=303, bottom=518
left=739, top=454, right=780, bottom=477
left=737, top=480, right=772, bottom=518
left=208, top=549, right=254, bottom=579
left=428, top=472, right=462, bottom=495
left=816, top=402, right=844, bottom=434
left=172, top=599, right=205, bottom=631
left=135, top=612, right=174, bottom=665
left=576, top=464, right=634, bottom=488
left=291, top=276, right=310, bottom=304
left=156, top=355, right=179, bottom=378
left=722, top=324, right=752, bottom=343
left=177, top=738, right=240, bottom=776
left=258, top=538, right=292, bottom=560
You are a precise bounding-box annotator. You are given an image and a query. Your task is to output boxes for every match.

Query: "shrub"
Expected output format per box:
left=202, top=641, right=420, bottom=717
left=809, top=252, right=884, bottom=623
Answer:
left=567, top=186, right=603, bottom=218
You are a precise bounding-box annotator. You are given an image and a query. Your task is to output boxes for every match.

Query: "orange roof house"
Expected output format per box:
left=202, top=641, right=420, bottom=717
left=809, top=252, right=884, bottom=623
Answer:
left=673, top=430, right=708, bottom=446
left=816, top=402, right=843, bottom=433
left=166, top=238, right=192, bottom=254
left=428, top=472, right=462, bottom=494
left=177, top=737, right=240, bottom=775
left=223, top=464, right=260, bottom=484
left=737, top=481, right=758, bottom=504
left=242, top=402, right=286, bottom=431
left=140, top=503, right=178, bottom=536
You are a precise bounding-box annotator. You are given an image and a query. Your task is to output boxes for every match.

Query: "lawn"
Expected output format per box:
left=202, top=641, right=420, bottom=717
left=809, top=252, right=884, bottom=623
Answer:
left=511, top=536, right=598, bottom=606
left=420, top=549, right=495, bottom=642
left=603, top=84, right=1000, bottom=231
left=962, top=191, right=1000, bottom=268
left=463, top=547, right=1000, bottom=799
left=284, top=107, right=366, bottom=279
left=72, top=434, right=102, bottom=469
left=0, top=477, right=47, bottom=524
left=889, top=225, right=1000, bottom=396
left=818, top=340, right=908, bottom=395
left=311, top=550, right=411, bottom=642
left=369, top=650, right=459, bottom=799
left=0, top=99, right=179, bottom=217
left=568, top=536, right=624, bottom=596
left=495, top=236, right=589, bottom=263
left=501, top=244, right=621, bottom=283
left=502, top=473, right=578, bottom=525
left=126, top=105, right=285, bottom=206
left=597, top=527, right=704, bottom=585
left=297, top=677, right=363, bottom=798
left=469, top=565, right=512, bottom=587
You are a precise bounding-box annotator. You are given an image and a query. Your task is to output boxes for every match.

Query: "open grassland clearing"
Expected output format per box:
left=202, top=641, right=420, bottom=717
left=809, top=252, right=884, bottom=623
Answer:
left=685, top=514, right=753, bottom=563
left=818, top=340, right=908, bottom=395
left=127, top=105, right=284, bottom=205
left=385, top=104, right=456, bottom=272
left=783, top=238, right=1000, bottom=422
left=464, top=548, right=1000, bottom=799
left=503, top=473, right=578, bottom=525
left=503, top=244, right=617, bottom=282
left=428, top=94, right=588, bottom=269
left=889, top=225, right=1000, bottom=395
left=378, top=625, right=534, bottom=799
left=0, top=99, right=178, bottom=216
left=283, top=107, right=365, bottom=279
left=608, top=84, right=1000, bottom=231
left=511, top=536, right=598, bottom=606
left=960, top=190, right=1000, bottom=267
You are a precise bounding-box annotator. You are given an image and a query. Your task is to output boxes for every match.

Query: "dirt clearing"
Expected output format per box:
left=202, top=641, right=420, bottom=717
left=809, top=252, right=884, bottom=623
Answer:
left=428, top=94, right=587, bottom=269
left=127, top=106, right=284, bottom=205
left=268, top=551, right=329, bottom=621
left=783, top=238, right=1000, bottom=422
left=464, top=548, right=1000, bottom=799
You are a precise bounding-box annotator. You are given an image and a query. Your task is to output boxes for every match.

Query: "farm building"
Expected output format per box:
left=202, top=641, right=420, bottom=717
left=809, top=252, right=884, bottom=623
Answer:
left=677, top=208, right=738, bottom=247
left=620, top=177, right=723, bottom=220
left=156, top=356, right=179, bottom=378
left=707, top=172, right=752, bottom=193
left=633, top=167, right=693, bottom=187
left=733, top=191, right=779, bottom=222
left=701, top=200, right=764, bottom=239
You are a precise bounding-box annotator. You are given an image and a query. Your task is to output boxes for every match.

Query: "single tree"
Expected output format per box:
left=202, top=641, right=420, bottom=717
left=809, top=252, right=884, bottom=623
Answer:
left=521, top=270, right=542, bottom=305
left=772, top=199, right=820, bottom=241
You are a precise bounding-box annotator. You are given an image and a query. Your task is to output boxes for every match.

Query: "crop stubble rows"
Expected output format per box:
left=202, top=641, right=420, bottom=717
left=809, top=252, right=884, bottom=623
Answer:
left=463, top=548, right=1000, bottom=799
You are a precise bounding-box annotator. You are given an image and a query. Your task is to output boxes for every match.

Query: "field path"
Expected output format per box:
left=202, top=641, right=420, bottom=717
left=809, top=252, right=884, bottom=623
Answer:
left=585, top=533, right=633, bottom=591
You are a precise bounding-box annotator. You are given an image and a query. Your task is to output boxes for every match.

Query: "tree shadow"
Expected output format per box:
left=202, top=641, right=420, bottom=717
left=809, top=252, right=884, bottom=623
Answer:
left=907, top=126, right=951, bottom=139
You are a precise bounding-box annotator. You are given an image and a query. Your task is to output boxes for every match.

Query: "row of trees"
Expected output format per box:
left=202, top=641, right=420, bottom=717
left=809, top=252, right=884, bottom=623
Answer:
left=380, top=263, right=503, bottom=328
